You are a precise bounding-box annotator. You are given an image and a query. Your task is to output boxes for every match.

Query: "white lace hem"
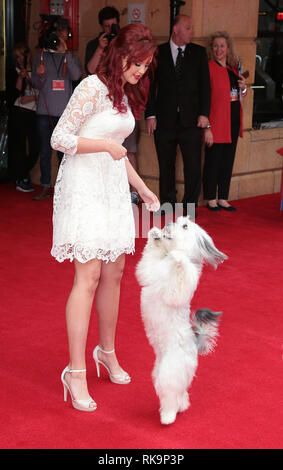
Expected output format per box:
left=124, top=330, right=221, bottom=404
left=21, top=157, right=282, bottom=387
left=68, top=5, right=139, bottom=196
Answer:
left=51, top=242, right=135, bottom=264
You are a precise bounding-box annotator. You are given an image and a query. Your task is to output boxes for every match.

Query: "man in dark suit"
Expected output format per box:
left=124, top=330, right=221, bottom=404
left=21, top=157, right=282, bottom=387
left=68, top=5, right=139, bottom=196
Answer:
left=145, top=15, right=211, bottom=212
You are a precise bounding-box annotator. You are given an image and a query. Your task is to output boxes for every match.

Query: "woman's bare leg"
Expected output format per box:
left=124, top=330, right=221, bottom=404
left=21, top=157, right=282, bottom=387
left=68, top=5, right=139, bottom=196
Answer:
left=95, top=254, right=127, bottom=375
left=64, top=258, right=101, bottom=402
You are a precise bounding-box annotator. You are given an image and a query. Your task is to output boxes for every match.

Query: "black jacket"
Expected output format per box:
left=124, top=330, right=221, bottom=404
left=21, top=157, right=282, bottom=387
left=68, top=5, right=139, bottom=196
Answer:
left=145, top=42, right=211, bottom=128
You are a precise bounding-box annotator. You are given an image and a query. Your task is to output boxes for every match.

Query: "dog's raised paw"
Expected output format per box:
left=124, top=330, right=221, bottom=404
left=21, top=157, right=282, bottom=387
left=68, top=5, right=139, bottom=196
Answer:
left=160, top=409, right=177, bottom=425
left=148, top=227, right=162, bottom=240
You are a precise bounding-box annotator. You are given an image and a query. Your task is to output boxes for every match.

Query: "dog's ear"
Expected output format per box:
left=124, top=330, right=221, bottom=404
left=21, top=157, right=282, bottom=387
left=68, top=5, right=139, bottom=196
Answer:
left=195, top=226, right=228, bottom=268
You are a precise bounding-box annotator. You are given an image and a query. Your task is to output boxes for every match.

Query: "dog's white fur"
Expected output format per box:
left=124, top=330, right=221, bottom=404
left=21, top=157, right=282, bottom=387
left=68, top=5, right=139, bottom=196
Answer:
left=136, top=216, right=227, bottom=425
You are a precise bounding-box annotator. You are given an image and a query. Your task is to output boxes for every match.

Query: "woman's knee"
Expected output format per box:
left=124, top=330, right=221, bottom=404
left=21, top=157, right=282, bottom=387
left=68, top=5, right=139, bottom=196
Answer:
left=100, top=255, right=125, bottom=285
left=74, top=259, right=101, bottom=295
left=113, top=264, right=125, bottom=284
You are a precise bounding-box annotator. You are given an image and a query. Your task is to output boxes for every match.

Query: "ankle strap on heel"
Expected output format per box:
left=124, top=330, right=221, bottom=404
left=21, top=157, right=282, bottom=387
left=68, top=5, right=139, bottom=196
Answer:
left=98, top=346, right=115, bottom=354
left=68, top=367, right=87, bottom=373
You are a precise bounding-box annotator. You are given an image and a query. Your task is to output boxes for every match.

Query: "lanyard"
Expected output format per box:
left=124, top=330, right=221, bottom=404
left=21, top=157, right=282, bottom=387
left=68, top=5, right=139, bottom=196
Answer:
left=51, top=53, right=65, bottom=78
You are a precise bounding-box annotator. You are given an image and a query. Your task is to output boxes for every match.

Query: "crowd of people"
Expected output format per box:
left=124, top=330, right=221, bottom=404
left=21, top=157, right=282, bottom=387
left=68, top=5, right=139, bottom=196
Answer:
left=6, top=7, right=248, bottom=412
left=7, top=16, right=81, bottom=200
left=7, top=6, right=247, bottom=211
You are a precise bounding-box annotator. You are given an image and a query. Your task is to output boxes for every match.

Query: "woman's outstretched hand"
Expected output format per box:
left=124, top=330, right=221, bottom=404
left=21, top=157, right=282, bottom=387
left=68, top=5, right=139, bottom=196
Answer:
left=138, top=186, right=160, bottom=212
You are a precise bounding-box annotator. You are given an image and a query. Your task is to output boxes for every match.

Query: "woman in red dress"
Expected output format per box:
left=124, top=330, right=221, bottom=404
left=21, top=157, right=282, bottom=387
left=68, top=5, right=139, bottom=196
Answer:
left=203, top=31, right=247, bottom=212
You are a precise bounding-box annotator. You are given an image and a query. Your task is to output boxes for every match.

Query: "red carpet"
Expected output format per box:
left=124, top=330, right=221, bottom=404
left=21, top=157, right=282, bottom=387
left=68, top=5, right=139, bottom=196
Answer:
left=0, top=183, right=282, bottom=450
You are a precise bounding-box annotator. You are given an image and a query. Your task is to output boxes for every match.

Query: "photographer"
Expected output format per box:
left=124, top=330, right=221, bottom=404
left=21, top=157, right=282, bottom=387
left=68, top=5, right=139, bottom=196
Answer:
left=31, top=16, right=82, bottom=201
left=84, top=6, right=120, bottom=75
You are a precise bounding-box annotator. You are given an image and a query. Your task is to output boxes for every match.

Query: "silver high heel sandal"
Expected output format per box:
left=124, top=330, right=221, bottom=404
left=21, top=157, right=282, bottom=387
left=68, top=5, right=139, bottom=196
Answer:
left=61, top=366, right=97, bottom=412
left=93, top=345, right=131, bottom=385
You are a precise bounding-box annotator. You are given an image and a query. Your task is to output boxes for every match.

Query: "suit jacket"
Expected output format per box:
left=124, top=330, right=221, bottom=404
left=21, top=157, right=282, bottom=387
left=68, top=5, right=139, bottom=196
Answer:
left=145, top=41, right=211, bottom=128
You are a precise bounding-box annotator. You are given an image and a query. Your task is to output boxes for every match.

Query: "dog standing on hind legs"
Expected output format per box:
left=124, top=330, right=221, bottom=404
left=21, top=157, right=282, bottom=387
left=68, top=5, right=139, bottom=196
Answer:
left=136, top=216, right=227, bottom=425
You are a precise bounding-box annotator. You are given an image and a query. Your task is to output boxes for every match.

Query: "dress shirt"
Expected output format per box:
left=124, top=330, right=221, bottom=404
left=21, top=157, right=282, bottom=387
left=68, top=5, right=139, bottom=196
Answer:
left=169, top=39, right=185, bottom=66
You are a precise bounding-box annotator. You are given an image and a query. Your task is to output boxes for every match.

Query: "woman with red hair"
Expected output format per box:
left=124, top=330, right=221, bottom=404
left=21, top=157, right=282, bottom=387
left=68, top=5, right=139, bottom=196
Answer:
left=50, top=24, right=159, bottom=412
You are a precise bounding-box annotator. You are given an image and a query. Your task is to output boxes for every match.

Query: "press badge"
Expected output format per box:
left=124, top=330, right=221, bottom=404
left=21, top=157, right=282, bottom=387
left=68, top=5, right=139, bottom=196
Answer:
left=52, top=80, right=65, bottom=91
left=230, top=88, right=238, bottom=101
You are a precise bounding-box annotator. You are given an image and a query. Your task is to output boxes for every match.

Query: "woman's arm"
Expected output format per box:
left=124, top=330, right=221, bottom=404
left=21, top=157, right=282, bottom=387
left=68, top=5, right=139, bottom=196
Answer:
left=125, top=158, right=147, bottom=193
left=19, top=95, right=37, bottom=105
left=50, top=75, right=159, bottom=209
left=125, top=159, right=160, bottom=211
left=76, top=137, right=127, bottom=160
left=50, top=76, right=127, bottom=160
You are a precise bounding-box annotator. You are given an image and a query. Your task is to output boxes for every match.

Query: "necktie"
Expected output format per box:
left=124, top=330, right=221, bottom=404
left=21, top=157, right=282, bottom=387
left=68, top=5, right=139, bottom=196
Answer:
left=175, top=47, right=183, bottom=80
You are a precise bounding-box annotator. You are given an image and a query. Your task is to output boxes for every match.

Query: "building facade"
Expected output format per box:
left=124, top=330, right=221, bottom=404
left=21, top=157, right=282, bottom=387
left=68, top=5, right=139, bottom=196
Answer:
left=28, top=0, right=283, bottom=201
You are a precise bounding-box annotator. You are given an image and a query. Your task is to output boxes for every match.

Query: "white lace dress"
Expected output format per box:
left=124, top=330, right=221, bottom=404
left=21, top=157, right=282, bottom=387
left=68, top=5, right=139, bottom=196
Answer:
left=50, top=75, right=136, bottom=263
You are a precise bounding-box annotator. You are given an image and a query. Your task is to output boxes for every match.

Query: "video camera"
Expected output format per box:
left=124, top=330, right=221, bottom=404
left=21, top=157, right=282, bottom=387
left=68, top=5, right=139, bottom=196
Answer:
left=38, top=14, right=71, bottom=51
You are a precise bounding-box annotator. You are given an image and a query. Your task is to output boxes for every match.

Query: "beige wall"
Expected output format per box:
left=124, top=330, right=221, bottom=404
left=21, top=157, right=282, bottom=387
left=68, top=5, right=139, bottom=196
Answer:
left=30, top=0, right=283, bottom=201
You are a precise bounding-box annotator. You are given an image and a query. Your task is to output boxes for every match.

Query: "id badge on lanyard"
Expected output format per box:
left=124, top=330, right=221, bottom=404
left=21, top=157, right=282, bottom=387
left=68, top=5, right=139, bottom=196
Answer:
left=230, top=88, right=238, bottom=101
left=52, top=79, right=65, bottom=91
left=51, top=54, right=65, bottom=91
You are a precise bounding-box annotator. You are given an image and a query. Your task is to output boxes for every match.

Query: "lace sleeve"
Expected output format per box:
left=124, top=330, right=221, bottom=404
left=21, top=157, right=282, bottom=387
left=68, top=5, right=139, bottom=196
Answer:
left=51, top=76, right=101, bottom=156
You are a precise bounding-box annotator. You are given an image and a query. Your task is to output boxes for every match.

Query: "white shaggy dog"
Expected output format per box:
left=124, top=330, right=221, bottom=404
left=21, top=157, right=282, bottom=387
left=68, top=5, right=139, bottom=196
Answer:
left=136, top=216, right=227, bottom=425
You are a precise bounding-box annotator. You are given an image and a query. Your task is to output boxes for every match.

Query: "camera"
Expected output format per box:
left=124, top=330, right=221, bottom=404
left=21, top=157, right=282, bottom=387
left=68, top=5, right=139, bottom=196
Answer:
left=105, top=23, right=120, bottom=43
left=38, top=14, right=71, bottom=51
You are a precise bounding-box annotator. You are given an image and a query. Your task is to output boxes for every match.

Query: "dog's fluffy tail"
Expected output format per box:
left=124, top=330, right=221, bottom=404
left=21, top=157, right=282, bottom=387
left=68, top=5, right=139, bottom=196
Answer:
left=191, top=308, right=222, bottom=355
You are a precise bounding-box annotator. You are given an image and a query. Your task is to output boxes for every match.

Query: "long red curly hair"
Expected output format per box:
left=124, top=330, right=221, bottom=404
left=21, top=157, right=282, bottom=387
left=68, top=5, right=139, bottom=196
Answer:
left=97, top=23, right=157, bottom=120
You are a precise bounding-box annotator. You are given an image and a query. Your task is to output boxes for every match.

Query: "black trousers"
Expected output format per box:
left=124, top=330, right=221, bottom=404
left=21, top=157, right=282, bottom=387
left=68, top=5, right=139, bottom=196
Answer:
left=37, top=114, right=64, bottom=187
left=154, top=122, right=202, bottom=205
left=202, top=122, right=240, bottom=201
left=8, top=106, right=40, bottom=182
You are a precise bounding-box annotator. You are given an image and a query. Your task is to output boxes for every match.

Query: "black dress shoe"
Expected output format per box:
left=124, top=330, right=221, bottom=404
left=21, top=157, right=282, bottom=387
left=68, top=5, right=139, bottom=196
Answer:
left=217, top=204, right=237, bottom=212
left=206, top=203, right=221, bottom=212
